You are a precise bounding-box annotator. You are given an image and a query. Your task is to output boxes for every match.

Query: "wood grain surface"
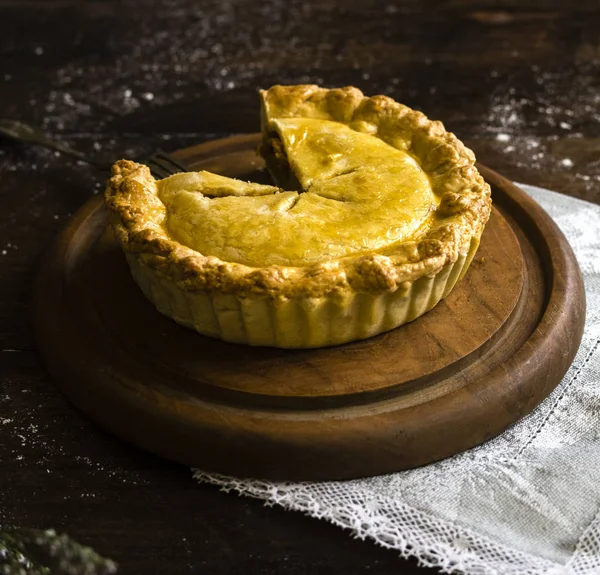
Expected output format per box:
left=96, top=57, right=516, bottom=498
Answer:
left=33, top=136, right=585, bottom=482
left=1, top=1, right=599, bottom=573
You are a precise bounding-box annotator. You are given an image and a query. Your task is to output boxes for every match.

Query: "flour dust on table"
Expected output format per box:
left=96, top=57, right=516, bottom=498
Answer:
left=196, top=184, right=600, bottom=575
left=482, top=64, right=600, bottom=198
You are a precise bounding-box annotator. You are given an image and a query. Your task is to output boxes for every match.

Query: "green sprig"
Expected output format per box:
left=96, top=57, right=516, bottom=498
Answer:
left=0, top=527, right=116, bottom=575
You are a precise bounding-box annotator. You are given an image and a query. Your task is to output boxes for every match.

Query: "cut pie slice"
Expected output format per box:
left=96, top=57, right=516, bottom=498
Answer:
left=105, top=85, right=492, bottom=348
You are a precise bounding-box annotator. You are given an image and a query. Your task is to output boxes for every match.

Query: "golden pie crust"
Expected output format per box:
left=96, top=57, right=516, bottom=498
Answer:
left=105, top=85, right=492, bottom=348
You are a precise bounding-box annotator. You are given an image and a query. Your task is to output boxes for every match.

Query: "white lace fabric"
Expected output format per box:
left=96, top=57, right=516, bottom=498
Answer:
left=194, top=183, right=600, bottom=575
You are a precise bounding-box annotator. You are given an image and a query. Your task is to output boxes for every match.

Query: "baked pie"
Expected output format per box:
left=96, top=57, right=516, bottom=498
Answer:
left=105, top=85, right=491, bottom=348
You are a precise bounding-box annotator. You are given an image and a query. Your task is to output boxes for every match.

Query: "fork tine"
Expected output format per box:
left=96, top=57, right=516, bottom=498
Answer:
left=144, top=152, right=190, bottom=179
left=145, top=158, right=173, bottom=180
left=153, top=152, right=190, bottom=173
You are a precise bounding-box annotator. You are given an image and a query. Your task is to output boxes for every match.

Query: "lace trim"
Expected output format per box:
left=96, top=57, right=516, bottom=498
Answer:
left=194, top=471, right=566, bottom=575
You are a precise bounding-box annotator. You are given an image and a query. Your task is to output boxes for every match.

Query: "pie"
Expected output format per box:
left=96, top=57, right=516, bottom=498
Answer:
left=105, top=85, right=492, bottom=348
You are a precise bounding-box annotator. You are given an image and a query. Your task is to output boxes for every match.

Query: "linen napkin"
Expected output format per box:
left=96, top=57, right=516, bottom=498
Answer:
left=195, top=183, right=600, bottom=575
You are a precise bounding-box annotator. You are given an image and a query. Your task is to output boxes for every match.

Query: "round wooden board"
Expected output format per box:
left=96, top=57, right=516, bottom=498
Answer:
left=33, top=135, right=586, bottom=481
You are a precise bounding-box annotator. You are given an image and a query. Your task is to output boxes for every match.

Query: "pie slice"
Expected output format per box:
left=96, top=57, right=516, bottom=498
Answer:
left=105, top=85, right=492, bottom=348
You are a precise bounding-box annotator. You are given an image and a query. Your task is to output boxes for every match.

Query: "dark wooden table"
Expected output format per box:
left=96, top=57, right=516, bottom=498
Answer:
left=1, top=1, right=599, bottom=573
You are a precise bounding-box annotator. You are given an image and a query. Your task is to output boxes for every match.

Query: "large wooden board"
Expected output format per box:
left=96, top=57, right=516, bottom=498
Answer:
left=33, top=135, right=586, bottom=480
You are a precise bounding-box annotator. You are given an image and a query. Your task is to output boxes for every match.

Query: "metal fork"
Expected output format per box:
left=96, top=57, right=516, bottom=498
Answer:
left=0, top=119, right=190, bottom=179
